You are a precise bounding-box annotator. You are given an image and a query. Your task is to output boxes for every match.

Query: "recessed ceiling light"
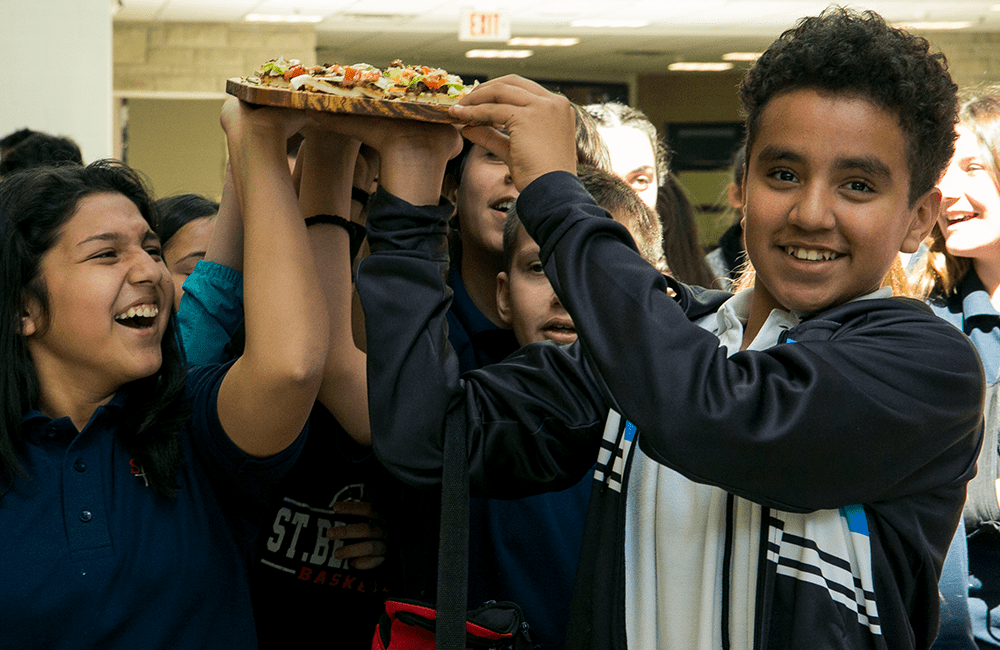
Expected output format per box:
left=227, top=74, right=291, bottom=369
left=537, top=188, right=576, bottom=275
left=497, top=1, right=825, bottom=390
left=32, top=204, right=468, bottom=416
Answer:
left=668, top=62, right=734, bottom=72
left=245, top=14, right=325, bottom=23
left=508, top=37, right=579, bottom=47
left=570, top=19, right=649, bottom=28
left=722, top=52, right=762, bottom=62
left=466, top=49, right=534, bottom=59
left=892, top=21, right=972, bottom=30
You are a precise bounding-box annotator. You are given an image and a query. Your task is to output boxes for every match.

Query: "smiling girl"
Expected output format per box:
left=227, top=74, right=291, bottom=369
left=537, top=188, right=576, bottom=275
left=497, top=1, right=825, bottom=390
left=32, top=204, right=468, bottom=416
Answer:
left=912, top=86, right=1000, bottom=649
left=0, top=99, right=327, bottom=649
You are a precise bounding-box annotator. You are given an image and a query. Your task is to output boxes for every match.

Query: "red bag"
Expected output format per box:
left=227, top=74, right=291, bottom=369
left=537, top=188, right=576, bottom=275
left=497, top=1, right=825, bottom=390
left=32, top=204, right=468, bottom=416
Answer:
left=372, top=599, right=535, bottom=650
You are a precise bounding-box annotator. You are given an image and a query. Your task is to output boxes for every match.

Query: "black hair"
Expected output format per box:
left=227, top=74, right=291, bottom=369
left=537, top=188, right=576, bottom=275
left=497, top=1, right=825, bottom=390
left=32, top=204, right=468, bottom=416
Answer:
left=153, top=193, right=220, bottom=247
left=0, top=128, right=39, bottom=155
left=655, top=174, right=717, bottom=288
left=740, top=6, right=958, bottom=206
left=0, top=132, right=83, bottom=176
left=0, top=160, right=189, bottom=501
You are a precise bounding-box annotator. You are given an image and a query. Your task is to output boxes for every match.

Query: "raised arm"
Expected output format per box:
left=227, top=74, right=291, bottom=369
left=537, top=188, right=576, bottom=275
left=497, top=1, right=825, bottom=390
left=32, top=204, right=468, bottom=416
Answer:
left=216, top=98, right=328, bottom=457
left=295, top=129, right=370, bottom=445
left=316, top=114, right=607, bottom=496
left=175, top=163, right=245, bottom=366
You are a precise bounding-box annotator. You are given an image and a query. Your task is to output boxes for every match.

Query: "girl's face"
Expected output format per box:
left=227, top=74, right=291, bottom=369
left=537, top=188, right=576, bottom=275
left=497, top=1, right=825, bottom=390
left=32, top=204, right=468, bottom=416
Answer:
left=596, top=124, right=659, bottom=209
left=937, top=125, right=1000, bottom=263
left=22, top=192, right=173, bottom=398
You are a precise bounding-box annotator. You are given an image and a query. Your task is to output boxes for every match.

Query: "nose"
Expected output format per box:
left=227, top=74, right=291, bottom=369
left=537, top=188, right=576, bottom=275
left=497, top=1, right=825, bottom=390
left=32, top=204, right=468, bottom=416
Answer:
left=937, top=165, right=969, bottom=213
left=787, top=183, right=835, bottom=231
left=128, top=248, right=164, bottom=285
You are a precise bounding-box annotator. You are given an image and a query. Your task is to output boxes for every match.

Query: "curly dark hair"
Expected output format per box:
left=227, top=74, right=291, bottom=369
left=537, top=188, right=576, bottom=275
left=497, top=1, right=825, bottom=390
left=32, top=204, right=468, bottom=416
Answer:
left=739, top=6, right=958, bottom=206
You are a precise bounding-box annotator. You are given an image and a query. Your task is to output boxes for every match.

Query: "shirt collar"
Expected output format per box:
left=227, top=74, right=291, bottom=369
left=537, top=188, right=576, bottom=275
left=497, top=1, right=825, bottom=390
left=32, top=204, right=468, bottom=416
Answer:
left=711, top=286, right=893, bottom=355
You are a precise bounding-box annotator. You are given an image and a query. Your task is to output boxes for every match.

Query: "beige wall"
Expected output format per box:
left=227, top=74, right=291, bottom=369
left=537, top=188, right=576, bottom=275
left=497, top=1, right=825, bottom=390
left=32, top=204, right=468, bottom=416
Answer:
left=113, top=22, right=315, bottom=199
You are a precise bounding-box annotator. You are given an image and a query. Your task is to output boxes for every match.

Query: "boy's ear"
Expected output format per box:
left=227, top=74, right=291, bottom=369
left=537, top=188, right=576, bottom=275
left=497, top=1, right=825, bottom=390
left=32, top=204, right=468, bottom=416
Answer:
left=496, top=271, right=514, bottom=327
left=900, top=187, right=941, bottom=254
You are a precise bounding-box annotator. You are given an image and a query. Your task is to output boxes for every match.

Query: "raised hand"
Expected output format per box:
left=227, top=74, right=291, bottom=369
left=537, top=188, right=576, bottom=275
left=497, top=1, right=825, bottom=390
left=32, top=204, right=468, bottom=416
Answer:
left=449, top=75, right=577, bottom=191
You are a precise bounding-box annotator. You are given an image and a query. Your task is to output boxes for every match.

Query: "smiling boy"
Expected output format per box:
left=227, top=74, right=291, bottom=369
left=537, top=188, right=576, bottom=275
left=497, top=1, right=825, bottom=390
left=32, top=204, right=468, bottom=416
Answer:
left=354, top=7, right=984, bottom=649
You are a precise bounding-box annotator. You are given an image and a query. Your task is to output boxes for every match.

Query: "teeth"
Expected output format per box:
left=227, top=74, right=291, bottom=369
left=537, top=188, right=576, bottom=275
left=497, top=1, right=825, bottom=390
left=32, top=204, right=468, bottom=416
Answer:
left=784, top=246, right=839, bottom=262
left=115, top=305, right=159, bottom=321
left=493, top=200, right=515, bottom=212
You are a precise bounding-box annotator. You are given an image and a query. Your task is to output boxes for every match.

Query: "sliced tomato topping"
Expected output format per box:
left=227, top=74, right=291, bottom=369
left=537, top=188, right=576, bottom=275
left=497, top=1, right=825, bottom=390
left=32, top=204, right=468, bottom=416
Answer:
left=343, top=66, right=362, bottom=86
left=283, top=65, right=306, bottom=80
left=423, top=74, right=446, bottom=90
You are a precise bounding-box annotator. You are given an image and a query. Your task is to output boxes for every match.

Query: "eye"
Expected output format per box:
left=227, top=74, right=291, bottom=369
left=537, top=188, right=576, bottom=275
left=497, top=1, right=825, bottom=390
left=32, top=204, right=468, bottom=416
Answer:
left=528, top=261, right=545, bottom=274
left=145, top=246, right=163, bottom=261
left=630, top=176, right=651, bottom=191
left=90, top=249, right=118, bottom=260
left=770, top=169, right=798, bottom=183
left=844, top=180, right=874, bottom=193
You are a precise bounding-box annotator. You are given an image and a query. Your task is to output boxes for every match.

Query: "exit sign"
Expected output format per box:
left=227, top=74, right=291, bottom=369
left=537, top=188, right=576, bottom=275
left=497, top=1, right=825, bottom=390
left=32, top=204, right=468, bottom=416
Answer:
left=459, top=8, right=511, bottom=41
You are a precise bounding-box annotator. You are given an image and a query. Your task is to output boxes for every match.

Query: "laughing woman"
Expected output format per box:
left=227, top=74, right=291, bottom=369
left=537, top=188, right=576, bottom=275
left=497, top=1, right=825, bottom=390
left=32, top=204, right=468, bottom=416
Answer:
left=912, top=87, right=1000, bottom=649
left=0, top=99, right=328, bottom=649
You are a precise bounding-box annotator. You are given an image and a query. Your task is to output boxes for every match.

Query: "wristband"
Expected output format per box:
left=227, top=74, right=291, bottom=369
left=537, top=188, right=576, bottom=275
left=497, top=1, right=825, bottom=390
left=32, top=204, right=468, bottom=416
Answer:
left=351, top=186, right=371, bottom=206
left=304, top=214, right=366, bottom=259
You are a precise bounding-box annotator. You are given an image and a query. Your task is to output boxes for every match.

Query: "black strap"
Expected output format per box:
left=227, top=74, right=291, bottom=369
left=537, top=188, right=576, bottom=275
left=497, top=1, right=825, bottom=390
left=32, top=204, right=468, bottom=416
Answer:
left=304, top=214, right=366, bottom=260
left=436, top=406, right=470, bottom=650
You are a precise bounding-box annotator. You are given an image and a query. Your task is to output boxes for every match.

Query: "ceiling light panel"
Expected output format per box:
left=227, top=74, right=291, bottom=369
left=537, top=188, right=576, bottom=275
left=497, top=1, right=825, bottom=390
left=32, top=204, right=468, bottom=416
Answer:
left=507, top=37, right=579, bottom=46
left=252, top=0, right=354, bottom=13
left=156, top=0, right=258, bottom=21
left=669, top=62, right=735, bottom=71
left=466, top=49, right=534, bottom=58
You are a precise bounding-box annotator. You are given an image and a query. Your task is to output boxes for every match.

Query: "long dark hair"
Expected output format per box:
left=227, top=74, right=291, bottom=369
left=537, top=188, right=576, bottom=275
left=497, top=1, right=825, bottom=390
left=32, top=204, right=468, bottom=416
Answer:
left=0, top=160, right=189, bottom=500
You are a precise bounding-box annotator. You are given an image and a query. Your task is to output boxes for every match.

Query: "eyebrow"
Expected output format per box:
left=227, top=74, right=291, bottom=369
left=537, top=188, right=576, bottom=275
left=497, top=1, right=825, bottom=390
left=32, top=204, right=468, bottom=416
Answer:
left=174, top=250, right=207, bottom=264
left=755, top=146, right=892, bottom=180
left=78, top=229, right=160, bottom=247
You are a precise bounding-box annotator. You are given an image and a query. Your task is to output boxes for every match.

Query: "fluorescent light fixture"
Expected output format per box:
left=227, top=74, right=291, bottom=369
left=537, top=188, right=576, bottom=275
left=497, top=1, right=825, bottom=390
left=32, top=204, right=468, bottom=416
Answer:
left=570, top=19, right=649, bottom=28
left=722, top=52, right=761, bottom=62
left=508, top=37, right=579, bottom=47
left=892, top=21, right=972, bottom=30
left=466, top=49, right=534, bottom=59
left=668, top=62, right=734, bottom=72
left=993, top=4, right=1000, bottom=10
left=245, top=14, right=325, bottom=23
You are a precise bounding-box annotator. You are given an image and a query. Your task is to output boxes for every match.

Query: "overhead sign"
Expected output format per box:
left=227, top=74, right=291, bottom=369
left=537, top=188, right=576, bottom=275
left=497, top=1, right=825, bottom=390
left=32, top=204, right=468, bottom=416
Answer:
left=459, top=8, right=511, bottom=42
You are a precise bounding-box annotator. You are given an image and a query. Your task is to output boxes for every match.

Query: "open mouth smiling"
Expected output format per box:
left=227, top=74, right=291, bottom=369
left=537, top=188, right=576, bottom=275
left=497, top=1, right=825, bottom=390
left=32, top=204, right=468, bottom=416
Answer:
left=114, top=304, right=159, bottom=329
left=784, top=246, right=841, bottom=262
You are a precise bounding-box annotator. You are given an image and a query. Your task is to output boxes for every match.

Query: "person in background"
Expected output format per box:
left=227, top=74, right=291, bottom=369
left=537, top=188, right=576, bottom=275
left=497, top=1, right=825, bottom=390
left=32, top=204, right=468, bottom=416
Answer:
left=176, top=131, right=393, bottom=650
left=0, top=127, right=38, bottom=159
left=585, top=102, right=665, bottom=209
left=705, top=146, right=748, bottom=289
left=0, top=131, right=83, bottom=177
left=656, top=173, right=718, bottom=287
left=153, top=193, right=219, bottom=312
left=911, top=86, right=1000, bottom=650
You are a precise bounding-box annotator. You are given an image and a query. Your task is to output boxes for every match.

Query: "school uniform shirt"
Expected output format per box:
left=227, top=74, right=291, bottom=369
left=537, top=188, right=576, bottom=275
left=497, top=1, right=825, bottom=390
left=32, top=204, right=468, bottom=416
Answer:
left=930, top=271, right=1000, bottom=650
left=0, top=362, right=304, bottom=650
left=357, top=172, right=985, bottom=650
left=177, top=261, right=397, bottom=650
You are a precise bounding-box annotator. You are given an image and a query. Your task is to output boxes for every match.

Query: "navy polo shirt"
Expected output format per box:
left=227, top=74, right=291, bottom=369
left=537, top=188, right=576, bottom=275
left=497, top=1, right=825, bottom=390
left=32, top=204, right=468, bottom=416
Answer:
left=0, top=362, right=305, bottom=649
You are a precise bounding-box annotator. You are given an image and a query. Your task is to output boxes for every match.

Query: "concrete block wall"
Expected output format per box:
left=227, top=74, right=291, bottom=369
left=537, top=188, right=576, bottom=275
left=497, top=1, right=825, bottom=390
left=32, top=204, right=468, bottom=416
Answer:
left=113, top=22, right=317, bottom=94
left=925, top=31, right=1000, bottom=90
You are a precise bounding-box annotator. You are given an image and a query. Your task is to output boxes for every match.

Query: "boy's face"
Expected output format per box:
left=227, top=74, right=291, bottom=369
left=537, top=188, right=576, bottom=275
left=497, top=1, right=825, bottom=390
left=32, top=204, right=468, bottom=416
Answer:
left=497, top=225, right=577, bottom=346
left=742, top=88, right=938, bottom=314
left=454, top=144, right=519, bottom=258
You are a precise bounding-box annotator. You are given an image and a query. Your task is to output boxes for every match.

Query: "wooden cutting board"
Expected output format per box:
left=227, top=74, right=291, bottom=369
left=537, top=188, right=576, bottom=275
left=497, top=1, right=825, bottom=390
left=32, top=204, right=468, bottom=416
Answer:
left=226, top=78, right=460, bottom=123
